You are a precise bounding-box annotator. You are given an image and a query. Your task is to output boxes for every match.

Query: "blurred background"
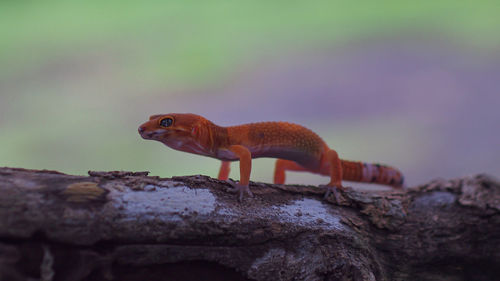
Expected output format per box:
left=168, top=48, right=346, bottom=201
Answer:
left=1, top=1, right=499, bottom=188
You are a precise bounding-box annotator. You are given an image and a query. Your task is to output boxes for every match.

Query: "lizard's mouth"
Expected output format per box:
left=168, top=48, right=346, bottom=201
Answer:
left=139, top=129, right=168, bottom=140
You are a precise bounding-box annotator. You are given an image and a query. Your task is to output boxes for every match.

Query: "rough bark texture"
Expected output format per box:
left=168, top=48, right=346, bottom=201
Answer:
left=0, top=167, right=498, bottom=281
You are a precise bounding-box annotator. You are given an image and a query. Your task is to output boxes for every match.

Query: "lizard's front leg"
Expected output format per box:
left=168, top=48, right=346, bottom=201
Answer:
left=218, top=161, right=231, bottom=180
left=227, top=145, right=253, bottom=201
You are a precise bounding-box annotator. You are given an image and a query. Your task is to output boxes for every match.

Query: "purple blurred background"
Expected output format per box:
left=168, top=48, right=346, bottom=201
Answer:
left=1, top=2, right=498, bottom=187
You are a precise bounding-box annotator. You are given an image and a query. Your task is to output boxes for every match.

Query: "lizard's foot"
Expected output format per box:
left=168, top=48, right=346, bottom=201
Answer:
left=320, top=184, right=343, bottom=203
left=225, top=179, right=253, bottom=202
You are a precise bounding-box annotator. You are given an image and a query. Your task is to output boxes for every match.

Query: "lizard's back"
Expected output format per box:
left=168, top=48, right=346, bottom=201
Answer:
left=224, top=122, right=327, bottom=169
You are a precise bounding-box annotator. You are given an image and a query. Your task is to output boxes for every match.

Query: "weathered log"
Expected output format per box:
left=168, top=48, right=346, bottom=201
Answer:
left=0, top=167, right=498, bottom=281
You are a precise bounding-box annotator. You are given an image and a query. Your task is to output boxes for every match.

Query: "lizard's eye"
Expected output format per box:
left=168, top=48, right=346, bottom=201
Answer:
left=159, top=117, right=173, bottom=128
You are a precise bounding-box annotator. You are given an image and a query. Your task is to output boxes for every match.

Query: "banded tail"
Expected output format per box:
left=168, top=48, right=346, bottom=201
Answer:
left=341, top=160, right=404, bottom=188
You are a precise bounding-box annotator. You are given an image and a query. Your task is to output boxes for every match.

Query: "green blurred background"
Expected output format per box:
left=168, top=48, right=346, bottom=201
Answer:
left=1, top=1, right=499, bottom=187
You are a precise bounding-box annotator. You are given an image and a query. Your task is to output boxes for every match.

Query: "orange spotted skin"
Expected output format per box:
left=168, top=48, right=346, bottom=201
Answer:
left=225, top=122, right=325, bottom=170
left=138, top=113, right=404, bottom=199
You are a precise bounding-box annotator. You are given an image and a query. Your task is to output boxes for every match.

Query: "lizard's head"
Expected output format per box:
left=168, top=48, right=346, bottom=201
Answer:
left=138, top=113, right=208, bottom=146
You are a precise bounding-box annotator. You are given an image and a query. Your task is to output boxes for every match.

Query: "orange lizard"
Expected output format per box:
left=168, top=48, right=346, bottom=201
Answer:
left=138, top=113, right=404, bottom=201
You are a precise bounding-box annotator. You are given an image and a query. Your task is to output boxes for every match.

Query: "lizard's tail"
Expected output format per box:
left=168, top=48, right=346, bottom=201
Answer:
left=341, top=159, right=404, bottom=188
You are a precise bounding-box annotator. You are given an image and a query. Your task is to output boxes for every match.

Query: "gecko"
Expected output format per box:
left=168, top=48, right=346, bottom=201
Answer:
left=138, top=113, right=404, bottom=201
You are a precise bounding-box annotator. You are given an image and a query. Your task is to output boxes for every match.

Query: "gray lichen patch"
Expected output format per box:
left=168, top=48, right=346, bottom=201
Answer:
left=11, top=177, right=43, bottom=190
left=411, top=191, right=456, bottom=211
left=112, top=185, right=217, bottom=221
left=274, top=198, right=346, bottom=231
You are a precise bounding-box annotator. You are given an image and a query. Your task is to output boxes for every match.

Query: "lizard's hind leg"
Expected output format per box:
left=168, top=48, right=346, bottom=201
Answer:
left=322, top=149, right=344, bottom=201
left=326, top=149, right=343, bottom=187
left=273, top=159, right=308, bottom=184
left=321, top=149, right=343, bottom=203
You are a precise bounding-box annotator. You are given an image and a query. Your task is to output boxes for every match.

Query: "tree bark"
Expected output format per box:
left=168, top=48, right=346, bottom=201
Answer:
left=0, top=167, right=498, bottom=281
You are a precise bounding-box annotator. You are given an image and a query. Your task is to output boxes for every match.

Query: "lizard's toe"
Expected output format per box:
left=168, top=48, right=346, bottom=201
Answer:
left=320, top=184, right=343, bottom=203
left=225, top=180, right=253, bottom=201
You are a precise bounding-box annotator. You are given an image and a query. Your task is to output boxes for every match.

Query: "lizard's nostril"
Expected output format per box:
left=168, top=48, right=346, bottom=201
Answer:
left=138, top=126, right=145, bottom=133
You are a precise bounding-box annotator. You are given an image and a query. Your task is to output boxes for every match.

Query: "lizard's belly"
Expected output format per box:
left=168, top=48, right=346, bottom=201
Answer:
left=217, top=146, right=321, bottom=170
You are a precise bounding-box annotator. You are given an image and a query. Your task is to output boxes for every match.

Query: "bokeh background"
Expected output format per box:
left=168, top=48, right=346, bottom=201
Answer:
left=1, top=1, right=499, bottom=188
